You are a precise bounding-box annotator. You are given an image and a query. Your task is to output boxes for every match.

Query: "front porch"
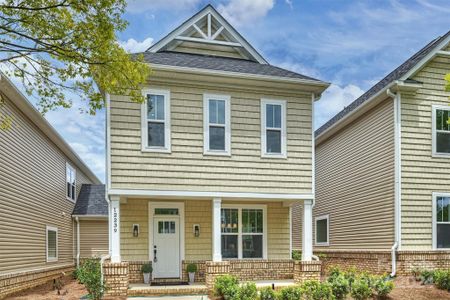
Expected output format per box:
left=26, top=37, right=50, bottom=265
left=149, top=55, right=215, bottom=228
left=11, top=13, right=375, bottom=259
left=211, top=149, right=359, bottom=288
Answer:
left=105, top=195, right=318, bottom=297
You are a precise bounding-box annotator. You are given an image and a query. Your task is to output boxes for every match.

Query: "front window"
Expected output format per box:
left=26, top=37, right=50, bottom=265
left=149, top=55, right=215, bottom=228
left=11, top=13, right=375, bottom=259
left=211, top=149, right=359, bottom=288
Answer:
left=142, top=89, right=171, bottom=152
left=315, top=215, right=329, bottom=246
left=221, top=206, right=266, bottom=259
left=204, top=94, right=230, bottom=155
left=66, top=163, right=76, bottom=201
left=46, top=226, right=58, bottom=262
left=261, top=99, right=286, bottom=158
left=435, top=195, right=450, bottom=249
left=433, top=106, right=450, bottom=155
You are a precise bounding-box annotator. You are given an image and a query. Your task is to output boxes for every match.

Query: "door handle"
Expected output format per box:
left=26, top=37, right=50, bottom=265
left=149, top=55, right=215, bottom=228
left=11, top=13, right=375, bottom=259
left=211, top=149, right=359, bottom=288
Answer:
left=153, top=245, right=157, bottom=262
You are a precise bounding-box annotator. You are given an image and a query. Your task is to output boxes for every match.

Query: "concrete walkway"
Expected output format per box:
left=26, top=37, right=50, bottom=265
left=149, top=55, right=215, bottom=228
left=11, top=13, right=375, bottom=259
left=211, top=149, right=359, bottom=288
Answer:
left=128, top=296, right=209, bottom=300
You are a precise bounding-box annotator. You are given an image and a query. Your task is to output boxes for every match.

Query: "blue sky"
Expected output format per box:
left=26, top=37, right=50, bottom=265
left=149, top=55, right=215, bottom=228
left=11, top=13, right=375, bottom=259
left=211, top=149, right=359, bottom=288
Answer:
left=27, top=0, right=450, bottom=182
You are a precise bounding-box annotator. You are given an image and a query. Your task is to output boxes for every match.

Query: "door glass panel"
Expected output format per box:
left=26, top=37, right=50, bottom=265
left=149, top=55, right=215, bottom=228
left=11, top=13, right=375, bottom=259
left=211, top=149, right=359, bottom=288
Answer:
left=155, top=208, right=179, bottom=215
left=242, top=235, right=263, bottom=258
left=170, top=221, right=175, bottom=234
left=158, top=221, right=164, bottom=234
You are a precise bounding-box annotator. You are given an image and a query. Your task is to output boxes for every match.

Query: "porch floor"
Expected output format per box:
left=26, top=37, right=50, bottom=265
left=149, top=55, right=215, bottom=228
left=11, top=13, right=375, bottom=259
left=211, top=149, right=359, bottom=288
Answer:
left=128, top=280, right=295, bottom=297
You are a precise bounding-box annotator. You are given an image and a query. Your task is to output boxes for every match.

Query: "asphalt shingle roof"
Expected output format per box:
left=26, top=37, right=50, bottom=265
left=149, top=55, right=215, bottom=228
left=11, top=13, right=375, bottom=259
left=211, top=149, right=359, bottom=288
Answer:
left=138, top=51, right=323, bottom=82
left=315, top=30, right=450, bottom=137
left=72, top=184, right=107, bottom=216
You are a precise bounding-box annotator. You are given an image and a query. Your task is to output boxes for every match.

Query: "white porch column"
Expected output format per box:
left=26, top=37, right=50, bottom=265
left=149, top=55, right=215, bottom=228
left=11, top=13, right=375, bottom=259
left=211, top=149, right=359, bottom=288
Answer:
left=302, top=200, right=313, bottom=261
left=110, top=196, right=121, bottom=263
left=212, top=197, right=222, bottom=262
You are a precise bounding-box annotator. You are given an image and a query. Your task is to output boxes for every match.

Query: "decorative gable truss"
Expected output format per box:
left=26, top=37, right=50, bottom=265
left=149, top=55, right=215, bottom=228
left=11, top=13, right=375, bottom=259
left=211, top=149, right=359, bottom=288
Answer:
left=148, top=5, right=267, bottom=64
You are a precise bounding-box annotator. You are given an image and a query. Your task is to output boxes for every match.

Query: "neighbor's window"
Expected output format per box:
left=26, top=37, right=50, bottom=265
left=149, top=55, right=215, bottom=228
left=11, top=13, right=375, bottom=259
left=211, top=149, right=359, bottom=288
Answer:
left=204, top=94, right=230, bottom=155
left=435, top=195, right=450, bottom=249
left=66, top=163, right=76, bottom=201
left=261, top=99, right=286, bottom=157
left=433, top=106, right=450, bottom=155
left=315, top=215, right=329, bottom=246
left=142, top=89, right=171, bottom=152
left=46, top=226, right=58, bottom=262
left=221, top=206, right=266, bottom=259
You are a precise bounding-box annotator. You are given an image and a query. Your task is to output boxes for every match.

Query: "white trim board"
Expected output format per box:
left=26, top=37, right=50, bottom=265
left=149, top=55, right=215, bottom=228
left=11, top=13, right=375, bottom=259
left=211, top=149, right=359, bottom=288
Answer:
left=109, top=189, right=314, bottom=201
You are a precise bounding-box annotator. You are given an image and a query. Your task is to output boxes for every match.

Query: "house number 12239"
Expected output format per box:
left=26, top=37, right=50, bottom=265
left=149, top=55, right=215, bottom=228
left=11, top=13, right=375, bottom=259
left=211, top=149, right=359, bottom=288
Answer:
left=113, top=207, right=118, bottom=233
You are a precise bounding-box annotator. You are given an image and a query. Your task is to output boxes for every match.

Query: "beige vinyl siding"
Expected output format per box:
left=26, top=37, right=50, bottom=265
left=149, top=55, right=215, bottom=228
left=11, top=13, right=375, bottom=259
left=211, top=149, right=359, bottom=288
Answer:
left=120, top=199, right=290, bottom=261
left=79, top=220, right=108, bottom=257
left=110, top=79, right=313, bottom=194
left=400, top=50, right=450, bottom=250
left=0, top=96, right=92, bottom=274
left=172, top=41, right=248, bottom=59
left=314, top=98, right=395, bottom=250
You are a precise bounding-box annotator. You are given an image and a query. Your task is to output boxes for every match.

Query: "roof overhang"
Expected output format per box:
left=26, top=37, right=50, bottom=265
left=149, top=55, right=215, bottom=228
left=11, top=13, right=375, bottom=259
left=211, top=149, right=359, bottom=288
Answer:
left=0, top=74, right=101, bottom=184
left=315, top=80, right=423, bottom=146
left=150, top=63, right=330, bottom=95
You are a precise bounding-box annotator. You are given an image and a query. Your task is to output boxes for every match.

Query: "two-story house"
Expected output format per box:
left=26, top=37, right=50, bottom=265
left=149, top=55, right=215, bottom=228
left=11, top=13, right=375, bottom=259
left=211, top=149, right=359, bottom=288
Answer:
left=103, top=5, right=329, bottom=296
left=0, top=74, right=101, bottom=298
left=309, top=30, right=450, bottom=275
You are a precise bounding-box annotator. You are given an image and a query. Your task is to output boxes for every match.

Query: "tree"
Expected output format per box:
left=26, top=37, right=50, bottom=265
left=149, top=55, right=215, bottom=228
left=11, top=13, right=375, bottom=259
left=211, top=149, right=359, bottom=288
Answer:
left=0, top=0, right=150, bottom=124
left=446, top=73, right=450, bottom=93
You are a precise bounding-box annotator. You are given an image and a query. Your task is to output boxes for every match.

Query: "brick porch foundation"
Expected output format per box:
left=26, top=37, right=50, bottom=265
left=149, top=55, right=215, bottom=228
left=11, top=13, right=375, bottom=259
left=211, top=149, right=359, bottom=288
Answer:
left=0, top=264, right=74, bottom=299
left=127, top=261, right=152, bottom=283
left=205, top=261, right=230, bottom=291
left=315, top=250, right=450, bottom=275
left=293, top=261, right=322, bottom=283
left=103, top=262, right=129, bottom=298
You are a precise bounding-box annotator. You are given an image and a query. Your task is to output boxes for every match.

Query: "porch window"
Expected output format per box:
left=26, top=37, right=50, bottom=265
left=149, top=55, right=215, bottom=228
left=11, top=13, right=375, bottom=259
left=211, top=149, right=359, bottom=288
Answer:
left=66, top=163, right=76, bottom=202
left=221, top=206, right=266, bottom=259
left=204, top=94, right=231, bottom=155
left=261, top=99, right=287, bottom=158
left=46, top=226, right=58, bottom=262
left=141, top=89, right=171, bottom=152
left=432, top=106, right=450, bottom=156
left=315, top=215, right=329, bottom=246
left=435, top=194, right=450, bottom=249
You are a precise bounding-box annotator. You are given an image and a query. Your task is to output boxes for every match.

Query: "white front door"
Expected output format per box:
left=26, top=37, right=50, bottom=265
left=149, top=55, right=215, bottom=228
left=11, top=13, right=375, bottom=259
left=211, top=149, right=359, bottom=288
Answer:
left=152, top=216, right=180, bottom=278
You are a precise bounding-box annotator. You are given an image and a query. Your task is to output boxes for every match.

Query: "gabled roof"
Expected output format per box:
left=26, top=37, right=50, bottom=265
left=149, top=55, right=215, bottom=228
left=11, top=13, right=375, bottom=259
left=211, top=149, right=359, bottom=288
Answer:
left=139, top=51, right=324, bottom=83
left=0, top=73, right=101, bottom=184
left=316, top=30, right=450, bottom=139
left=72, top=184, right=107, bottom=216
left=148, top=4, right=267, bottom=64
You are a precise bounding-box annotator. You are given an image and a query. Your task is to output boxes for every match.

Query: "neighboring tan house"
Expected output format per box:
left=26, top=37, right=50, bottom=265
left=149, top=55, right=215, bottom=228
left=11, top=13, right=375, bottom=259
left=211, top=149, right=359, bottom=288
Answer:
left=0, top=74, right=101, bottom=298
left=310, top=30, right=450, bottom=275
left=103, top=5, right=329, bottom=296
left=72, top=184, right=109, bottom=264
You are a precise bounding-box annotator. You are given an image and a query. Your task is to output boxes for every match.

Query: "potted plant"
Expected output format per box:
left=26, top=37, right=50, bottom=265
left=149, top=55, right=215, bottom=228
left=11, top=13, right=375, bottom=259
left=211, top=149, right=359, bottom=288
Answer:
left=141, top=263, right=152, bottom=284
left=186, top=263, right=197, bottom=284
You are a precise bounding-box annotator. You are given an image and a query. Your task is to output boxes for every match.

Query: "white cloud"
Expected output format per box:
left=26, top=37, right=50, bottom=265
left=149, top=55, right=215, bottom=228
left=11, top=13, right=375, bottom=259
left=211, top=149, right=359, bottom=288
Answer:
left=218, top=0, right=275, bottom=27
left=275, top=60, right=321, bottom=80
left=314, top=84, right=365, bottom=129
left=119, top=37, right=154, bottom=53
left=126, top=0, right=201, bottom=12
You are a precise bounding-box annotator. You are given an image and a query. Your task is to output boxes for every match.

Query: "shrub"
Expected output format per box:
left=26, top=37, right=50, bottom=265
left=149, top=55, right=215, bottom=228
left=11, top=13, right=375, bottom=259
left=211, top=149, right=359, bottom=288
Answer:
left=214, top=275, right=239, bottom=299
left=301, top=280, right=333, bottom=300
left=234, top=282, right=257, bottom=300
left=75, top=258, right=106, bottom=300
left=374, top=277, right=394, bottom=298
left=292, top=250, right=302, bottom=260
left=419, top=270, right=434, bottom=285
left=327, top=266, right=342, bottom=282
left=343, top=267, right=357, bottom=289
left=411, top=267, right=421, bottom=281
left=350, top=277, right=373, bottom=300
left=259, top=286, right=276, bottom=300
left=141, top=263, right=152, bottom=274
left=186, top=263, right=197, bottom=273
left=434, top=269, right=450, bottom=291
left=277, top=286, right=303, bottom=300
left=328, top=274, right=349, bottom=300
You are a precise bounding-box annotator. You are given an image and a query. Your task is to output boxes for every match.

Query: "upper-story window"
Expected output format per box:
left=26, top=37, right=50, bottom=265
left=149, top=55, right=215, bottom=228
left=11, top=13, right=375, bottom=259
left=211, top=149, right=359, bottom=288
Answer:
left=432, top=105, right=450, bottom=156
left=66, top=163, right=76, bottom=202
left=261, top=99, right=287, bottom=158
left=141, top=89, right=171, bottom=153
left=203, top=94, right=231, bottom=155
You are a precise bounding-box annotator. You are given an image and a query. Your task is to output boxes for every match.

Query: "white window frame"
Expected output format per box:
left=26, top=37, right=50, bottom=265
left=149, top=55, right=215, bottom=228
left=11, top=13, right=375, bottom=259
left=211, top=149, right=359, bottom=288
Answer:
left=221, top=204, right=267, bottom=259
left=66, top=162, right=76, bottom=202
left=141, top=89, right=171, bottom=153
left=203, top=94, right=231, bottom=156
left=261, top=99, right=287, bottom=158
left=432, top=192, right=450, bottom=250
left=315, top=214, right=329, bottom=246
left=46, top=225, right=58, bottom=262
left=432, top=105, right=450, bottom=157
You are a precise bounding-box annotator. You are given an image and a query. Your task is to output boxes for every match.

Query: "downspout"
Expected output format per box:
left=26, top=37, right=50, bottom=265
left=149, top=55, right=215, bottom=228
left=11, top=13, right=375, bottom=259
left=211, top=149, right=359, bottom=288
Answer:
left=75, top=217, right=80, bottom=267
left=387, top=88, right=401, bottom=277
